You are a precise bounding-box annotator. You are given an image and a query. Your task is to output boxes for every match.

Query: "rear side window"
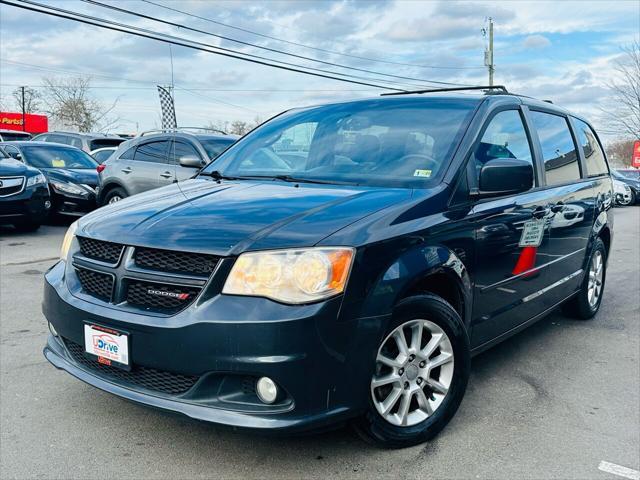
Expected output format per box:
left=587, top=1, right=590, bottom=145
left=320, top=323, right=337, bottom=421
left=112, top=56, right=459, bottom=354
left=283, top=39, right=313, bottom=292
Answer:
left=573, top=118, right=608, bottom=177
left=133, top=141, right=169, bottom=163
left=46, top=134, right=67, bottom=144
left=90, top=139, right=124, bottom=150
left=472, top=109, right=533, bottom=184
left=119, top=146, right=136, bottom=160
left=529, top=111, right=581, bottom=185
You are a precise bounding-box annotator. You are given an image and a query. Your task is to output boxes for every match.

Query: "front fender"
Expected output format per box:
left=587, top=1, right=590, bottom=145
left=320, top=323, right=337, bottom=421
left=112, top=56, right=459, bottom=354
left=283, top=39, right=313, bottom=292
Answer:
left=348, top=244, right=472, bottom=326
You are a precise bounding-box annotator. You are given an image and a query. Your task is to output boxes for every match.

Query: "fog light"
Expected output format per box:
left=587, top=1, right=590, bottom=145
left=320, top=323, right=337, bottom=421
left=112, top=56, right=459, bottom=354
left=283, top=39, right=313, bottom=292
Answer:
left=48, top=322, right=58, bottom=337
left=44, top=200, right=51, bottom=209
left=256, top=377, right=278, bottom=404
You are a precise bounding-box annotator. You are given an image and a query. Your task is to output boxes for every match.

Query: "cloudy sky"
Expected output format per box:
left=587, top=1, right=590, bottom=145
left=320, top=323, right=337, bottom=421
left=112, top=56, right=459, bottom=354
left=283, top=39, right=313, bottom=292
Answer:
left=0, top=0, right=638, bottom=137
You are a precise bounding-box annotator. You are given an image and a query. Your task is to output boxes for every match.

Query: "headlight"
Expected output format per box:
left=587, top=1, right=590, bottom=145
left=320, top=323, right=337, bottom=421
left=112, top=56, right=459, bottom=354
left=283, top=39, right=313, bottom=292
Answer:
left=50, top=180, right=87, bottom=196
left=60, top=220, right=78, bottom=261
left=223, top=247, right=355, bottom=304
left=26, top=173, right=46, bottom=187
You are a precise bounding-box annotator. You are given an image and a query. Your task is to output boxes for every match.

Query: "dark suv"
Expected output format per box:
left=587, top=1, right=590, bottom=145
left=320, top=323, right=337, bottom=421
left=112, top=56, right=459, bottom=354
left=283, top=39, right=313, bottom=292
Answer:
left=43, top=88, right=613, bottom=447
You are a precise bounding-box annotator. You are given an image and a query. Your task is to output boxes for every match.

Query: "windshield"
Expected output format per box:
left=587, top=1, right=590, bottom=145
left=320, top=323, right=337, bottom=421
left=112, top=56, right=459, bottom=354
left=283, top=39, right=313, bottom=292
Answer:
left=89, top=138, right=124, bottom=150
left=0, top=132, right=31, bottom=141
left=201, top=98, right=478, bottom=188
left=200, top=138, right=236, bottom=159
left=22, top=145, right=98, bottom=169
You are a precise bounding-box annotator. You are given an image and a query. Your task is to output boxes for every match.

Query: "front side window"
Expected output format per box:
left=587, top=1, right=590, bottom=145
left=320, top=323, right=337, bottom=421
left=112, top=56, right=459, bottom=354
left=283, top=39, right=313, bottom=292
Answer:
left=573, top=118, right=608, bottom=177
left=472, top=109, right=533, bottom=185
left=201, top=98, right=479, bottom=188
left=530, top=111, right=581, bottom=185
left=21, top=146, right=98, bottom=169
left=133, top=141, right=169, bottom=163
left=169, top=141, right=201, bottom=165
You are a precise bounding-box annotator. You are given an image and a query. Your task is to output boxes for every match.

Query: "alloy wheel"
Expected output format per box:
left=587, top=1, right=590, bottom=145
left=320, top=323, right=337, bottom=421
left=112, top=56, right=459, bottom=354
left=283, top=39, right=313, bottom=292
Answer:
left=371, top=319, right=454, bottom=427
left=587, top=250, right=603, bottom=307
left=108, top=195, right=122, bottom=204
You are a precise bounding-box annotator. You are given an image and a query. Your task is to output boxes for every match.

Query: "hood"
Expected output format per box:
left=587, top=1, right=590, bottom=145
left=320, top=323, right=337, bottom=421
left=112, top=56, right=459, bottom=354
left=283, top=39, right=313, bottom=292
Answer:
left=0, top=158, right=34, bottom=176
left=80, top=178, right=413, bottom=256
left=41, top=168, right=98, bottom=186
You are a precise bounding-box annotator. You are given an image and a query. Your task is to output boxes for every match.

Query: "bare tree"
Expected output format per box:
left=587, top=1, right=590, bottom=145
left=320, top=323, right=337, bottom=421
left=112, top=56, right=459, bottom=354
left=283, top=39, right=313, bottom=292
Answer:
left=229, top=120, right=249, bottom=135
left=12, top=86, right=41, bottom=114
left=41, top=76, right=120, bottom=132
left=601, top=41, right=640, bottom=139
left=606, top=137, right=636, bottom=168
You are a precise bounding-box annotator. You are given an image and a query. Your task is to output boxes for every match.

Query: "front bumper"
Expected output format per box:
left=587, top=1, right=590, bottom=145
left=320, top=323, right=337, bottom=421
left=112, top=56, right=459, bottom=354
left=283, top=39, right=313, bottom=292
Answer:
left=50, top=189, right=97, bottom=216
left=0, top=184, right=50, bottom=224
left=43, top=261, right=385, bottom=432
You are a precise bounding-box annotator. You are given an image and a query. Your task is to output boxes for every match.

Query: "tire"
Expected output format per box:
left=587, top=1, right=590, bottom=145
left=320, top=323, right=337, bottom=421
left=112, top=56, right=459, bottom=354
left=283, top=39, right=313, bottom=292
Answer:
left=562, top=237, right=607, bottom=320
left=103, top=187, right=127, bottom=206
left=630, top=190, right=637, bottom=205
left=13, top=220, right=41, bottom=232
left=353, top=294, right=470, bottom=448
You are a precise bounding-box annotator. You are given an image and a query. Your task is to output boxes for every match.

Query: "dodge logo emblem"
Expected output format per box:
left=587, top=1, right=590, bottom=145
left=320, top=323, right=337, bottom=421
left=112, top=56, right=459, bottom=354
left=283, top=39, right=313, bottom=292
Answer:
left=146, top=289, right=190, bottom=300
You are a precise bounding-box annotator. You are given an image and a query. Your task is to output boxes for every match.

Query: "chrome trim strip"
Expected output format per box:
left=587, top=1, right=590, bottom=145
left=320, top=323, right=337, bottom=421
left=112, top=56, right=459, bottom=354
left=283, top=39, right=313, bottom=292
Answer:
left=0, top=176, right=25, bottom=197
left=522, top=269, right=583, bottom=303
left=480, top=248, right=584, bottom=292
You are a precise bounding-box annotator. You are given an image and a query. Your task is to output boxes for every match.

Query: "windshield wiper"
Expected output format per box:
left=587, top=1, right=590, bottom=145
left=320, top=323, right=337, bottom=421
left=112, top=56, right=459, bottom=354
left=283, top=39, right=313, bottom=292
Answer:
left=197, top=170, right=241, bottom=181
left=244, top=174, right=338, bottom=185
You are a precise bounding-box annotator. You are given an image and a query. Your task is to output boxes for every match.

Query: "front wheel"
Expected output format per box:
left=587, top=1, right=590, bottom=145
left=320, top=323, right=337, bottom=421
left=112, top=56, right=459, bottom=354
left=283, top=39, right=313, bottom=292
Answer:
left=354, top=294, right=470, bottom=448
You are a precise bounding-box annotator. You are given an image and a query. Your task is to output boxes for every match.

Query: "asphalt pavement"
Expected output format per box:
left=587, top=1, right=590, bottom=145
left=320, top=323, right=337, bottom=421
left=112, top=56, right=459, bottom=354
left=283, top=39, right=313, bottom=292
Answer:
left=1, top=208, right=638, bottom=480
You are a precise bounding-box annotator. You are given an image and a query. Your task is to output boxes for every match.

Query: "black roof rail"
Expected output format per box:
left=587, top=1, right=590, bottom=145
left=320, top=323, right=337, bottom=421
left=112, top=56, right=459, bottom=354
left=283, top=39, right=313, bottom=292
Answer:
left=381, top=85, right=508, bottom=96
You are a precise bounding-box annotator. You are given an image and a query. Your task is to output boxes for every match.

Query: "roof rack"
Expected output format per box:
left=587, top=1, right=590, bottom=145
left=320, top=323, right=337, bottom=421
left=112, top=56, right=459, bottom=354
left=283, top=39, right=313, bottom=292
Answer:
left=138, top=127, right=228, bottom=137
left=381, top=85, right=508, bottom=96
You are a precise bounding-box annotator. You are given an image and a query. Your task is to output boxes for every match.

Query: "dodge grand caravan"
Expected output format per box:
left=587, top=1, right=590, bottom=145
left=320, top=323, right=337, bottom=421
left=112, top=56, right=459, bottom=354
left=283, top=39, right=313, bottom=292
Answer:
left=43, top=87, right=613, bottom=447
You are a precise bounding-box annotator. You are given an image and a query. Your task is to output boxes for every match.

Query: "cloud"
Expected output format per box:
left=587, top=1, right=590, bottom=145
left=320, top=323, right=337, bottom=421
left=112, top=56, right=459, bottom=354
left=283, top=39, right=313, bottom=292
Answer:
left=523, top=35, right=551, bottom=49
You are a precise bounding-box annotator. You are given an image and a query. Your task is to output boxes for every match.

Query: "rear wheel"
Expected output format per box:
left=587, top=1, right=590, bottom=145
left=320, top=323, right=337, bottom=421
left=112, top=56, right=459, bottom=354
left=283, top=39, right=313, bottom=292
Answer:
left=354, top=294, right=470, bottom=448
left=103, top=187, right=127, bottom=205
left=562, top=237, right=607, bottom=319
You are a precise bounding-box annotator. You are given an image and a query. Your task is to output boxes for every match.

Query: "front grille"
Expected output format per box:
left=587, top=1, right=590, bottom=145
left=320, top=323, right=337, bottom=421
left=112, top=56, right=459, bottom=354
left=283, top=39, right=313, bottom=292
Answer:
left=64, top=339, right=198, bottom=395
left=76, top=267, right=114, bottom=300
left=134, top=247, right=218, bottom=276
left=0, top=176, right=25, bottom=197
left=77, top=237, right=124, bottom=264
left=126, top=281, right=201, bottom=313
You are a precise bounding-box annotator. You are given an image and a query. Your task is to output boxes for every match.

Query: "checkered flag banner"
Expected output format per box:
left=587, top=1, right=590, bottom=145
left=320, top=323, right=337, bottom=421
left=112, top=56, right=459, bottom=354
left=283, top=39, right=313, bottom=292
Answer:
left=157, top=85, right=177, bottom=130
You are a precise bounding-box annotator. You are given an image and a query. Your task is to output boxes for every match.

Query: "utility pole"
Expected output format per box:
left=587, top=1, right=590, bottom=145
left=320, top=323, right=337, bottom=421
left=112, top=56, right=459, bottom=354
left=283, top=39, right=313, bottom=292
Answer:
left=20, top=86, right=26, bottom=131
left=484, top=18, right=495, bottom=86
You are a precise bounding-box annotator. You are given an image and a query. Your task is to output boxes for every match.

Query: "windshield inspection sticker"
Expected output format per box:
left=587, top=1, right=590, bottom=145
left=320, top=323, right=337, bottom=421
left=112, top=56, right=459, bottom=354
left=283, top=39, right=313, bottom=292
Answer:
left=519, top=219, right=545, bottom=247
left=51, top=159, right=66, bottom=167
left=413, top=169, right=432, bottom=177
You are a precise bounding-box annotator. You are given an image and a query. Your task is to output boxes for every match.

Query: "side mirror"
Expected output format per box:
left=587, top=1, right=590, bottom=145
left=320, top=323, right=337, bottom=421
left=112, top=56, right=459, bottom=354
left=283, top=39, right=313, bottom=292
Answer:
left=477, top=158, right=533, bottom=197
left=9, top=152, right=22, bottom=160
left=179, top=155, right=205, bottom=168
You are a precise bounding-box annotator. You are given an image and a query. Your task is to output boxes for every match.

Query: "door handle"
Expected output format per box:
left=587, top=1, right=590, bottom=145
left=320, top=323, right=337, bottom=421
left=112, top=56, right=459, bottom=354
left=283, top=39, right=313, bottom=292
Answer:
left=532, top=206, right=550, bottom=219
left=550, top=202, right=564, bottom=213
left=121, top=167, right=132, bottom=174
left=160, top=171, right=173, bottom=179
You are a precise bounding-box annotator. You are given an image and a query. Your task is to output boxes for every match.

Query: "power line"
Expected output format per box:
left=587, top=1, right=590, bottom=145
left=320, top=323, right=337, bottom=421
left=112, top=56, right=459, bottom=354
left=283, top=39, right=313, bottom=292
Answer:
left=81, top=0, right=470, bottom=87
left=0, top=83, right=380, bottom=92
left=140, top=0, right=485, bottom=71
left=2, top=0, right=411, bottom=92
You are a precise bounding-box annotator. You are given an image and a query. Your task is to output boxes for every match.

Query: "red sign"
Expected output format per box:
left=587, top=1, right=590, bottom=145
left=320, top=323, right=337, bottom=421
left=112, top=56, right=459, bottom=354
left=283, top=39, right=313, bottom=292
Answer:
left=633, top=141, right=640, bottom=168
left=0, top=112, right=48, bottom=134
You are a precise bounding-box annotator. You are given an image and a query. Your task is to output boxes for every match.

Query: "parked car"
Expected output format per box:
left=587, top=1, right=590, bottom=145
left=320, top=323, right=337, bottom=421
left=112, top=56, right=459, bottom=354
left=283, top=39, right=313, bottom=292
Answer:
left=1, top=142, right=99, bottom=217
left=0, top=146, right=50, bottom=231
left=612, top=177, right=632, bottom=206
left=0, top=129, right=32, bottom=142
left=31, top=131, right=125, bottom=154
left=612, top=169, right=640, bottom=205
left=90, top=146, right=117, bottom=164
left=43, top=89, right=613, bottom=448
left=97, top=130, right=238, bottom=205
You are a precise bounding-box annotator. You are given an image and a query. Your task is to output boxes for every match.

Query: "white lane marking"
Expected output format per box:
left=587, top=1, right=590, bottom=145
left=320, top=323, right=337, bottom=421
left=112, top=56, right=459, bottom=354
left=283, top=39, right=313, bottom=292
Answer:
left=598, top=461, right=640, bottom=480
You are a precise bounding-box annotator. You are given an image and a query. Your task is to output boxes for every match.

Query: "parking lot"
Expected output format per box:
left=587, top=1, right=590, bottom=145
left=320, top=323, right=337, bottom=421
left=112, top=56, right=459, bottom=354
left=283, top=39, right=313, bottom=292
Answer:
left=0, top=207, right=637, bottom=480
